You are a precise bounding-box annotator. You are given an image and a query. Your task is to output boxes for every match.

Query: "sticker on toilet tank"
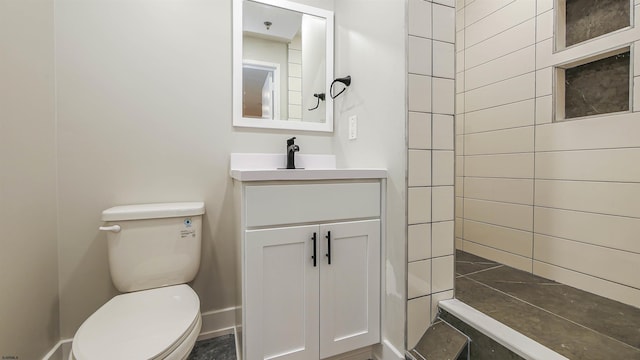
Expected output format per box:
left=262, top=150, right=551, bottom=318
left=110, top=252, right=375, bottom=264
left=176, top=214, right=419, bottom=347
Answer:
left=184, top=218, right=193, bottom=227
left=181, top=229, right=196, bottom=238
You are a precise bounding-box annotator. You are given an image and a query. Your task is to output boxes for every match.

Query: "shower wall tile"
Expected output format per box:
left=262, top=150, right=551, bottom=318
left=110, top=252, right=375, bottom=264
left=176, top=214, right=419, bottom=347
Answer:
left=535, top=67, right=552, bottom=97
left=536, top=9, right=553, bottom=41
left=535, top=180, right=640, bottom=218
left=465, top=46, right=535, bottom=91
left=465, top=72, right=535, bottom=112
left=432, top=255, right=455, bottom=292
left=534, top=234, right=640, bottom=289
left=408, top=187, right=432, bottom=224
left=407, top=296, right=432, bottom=349
left=535, top=148, right=640, bottom=183
left=536, top=112, right=640, bottom=151
left=432, top=186, right=455, bottom=222
left=462, top=241, right=532, bottom=272
left=534, top=206, right=640, bottom=254
left=465, top=20, right=536, bottom=69
left=455, top=218, right=463, bottom=238
left=433, top=114, right=454, bottom=149
left=464, top=198, right=533, bottom=231
left=464, top=0, right=513, bottom=26
left=465, top=0, right=535, bottom=48
left=432, top=151, right=455, bottom=186
left=409, top=36, right=432, bottom=75
left=431, top=290, right=454, bottom=321
left=534, top=95, right=552, bottom=124
left=433, top=4, right=456, bottom=43
left=408, top=150, right=432, bottom=187
left=537, top=0, right=553, bottom=14
left=408, top=259, right=432, bottom=299
left=464, top=153, right=534, bottom=178
left=433, top=40, right=455, bottom=79
left=408, top=112, right=432, bottom=149
left=433, top=78, right=455, bottom=114
left=409, top=223, right=432, bottom=262
left=432, top=221, right=455, bottom=257
left=463, top=220, right=533, bottom=257
left=408, top=0, right=432, bottom=38
left=464, top=177, right=534, bottom=205
left=408, top=75, right=432, bottom=112
left=464, top=126, right=534, bottom=155
left=464, top=100, right=535, bottom=134
left=533, top=261, right=640, bottom=309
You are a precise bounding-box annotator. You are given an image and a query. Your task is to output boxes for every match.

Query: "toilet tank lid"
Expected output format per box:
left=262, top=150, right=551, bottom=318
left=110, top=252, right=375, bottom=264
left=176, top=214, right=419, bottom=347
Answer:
left=102, top=202, right=205, bottom=221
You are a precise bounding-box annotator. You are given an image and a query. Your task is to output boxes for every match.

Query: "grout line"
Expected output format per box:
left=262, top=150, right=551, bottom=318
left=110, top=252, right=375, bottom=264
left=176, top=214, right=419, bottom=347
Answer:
left=462, top=275, right=640, bottom=352
left=533, top=259, right=640, bottom=292
left=465, top=68, right=536, bottom=93
left=465, top=96, right=538, bottom=113
left=463, top=0, right=518, bottom=29
left=465, top=123, right=538, bottom=136
left=533, top=203, right=640, bottom=220
left=461, top=238, right=532, bottom=259
left=533, top=231, right=640, bottom=255
left=465, top=41, right=537, bottom=72
left=457, top=264, right=504, bottom=278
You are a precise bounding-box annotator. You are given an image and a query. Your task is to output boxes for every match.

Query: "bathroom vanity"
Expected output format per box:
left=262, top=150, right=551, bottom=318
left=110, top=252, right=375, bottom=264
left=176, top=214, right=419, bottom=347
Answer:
left=231, top=153, right=387, bottom=360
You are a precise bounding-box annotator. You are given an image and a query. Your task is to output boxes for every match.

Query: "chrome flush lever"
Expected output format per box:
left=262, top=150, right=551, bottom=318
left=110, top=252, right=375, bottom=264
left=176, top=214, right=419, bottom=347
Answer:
left=98, top=225, right=121, bottom=233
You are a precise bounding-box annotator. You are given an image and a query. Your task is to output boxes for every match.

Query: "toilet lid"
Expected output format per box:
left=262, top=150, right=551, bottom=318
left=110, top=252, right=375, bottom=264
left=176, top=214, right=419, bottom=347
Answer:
left=72, top=284, right=200, bottom=360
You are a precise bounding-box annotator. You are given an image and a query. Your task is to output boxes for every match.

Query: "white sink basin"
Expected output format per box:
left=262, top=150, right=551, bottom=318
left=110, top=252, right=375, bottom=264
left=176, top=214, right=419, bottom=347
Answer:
left=230, top=153, right=387, bottom=181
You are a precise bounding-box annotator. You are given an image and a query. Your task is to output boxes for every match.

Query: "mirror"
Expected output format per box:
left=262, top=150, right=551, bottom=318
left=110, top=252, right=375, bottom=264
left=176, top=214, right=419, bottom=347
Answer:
left=233, top=0, right=334, bottom=132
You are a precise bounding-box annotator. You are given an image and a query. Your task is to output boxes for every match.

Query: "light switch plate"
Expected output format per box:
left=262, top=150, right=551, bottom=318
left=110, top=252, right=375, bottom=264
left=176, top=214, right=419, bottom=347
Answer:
left=348, top=115, right=357, bottom=140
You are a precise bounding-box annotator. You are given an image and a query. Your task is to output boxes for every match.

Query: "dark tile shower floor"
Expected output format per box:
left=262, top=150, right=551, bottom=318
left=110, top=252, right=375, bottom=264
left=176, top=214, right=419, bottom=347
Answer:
left=455, top=250, right=640, bottom=359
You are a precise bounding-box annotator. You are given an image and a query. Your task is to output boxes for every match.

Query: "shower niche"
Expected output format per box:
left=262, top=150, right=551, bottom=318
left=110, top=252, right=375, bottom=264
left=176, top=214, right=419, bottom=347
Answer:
left=553, top=0, right=633, bottom=121
left=555, top=48, right=631, bottom=121
left=556, top=0, right=631, bottom=50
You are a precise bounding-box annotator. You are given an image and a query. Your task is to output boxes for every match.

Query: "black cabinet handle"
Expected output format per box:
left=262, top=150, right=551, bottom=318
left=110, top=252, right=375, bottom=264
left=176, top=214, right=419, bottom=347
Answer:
left=311, top=232, right=317, bottom=267
left=325, top=231, right=331, bottom=265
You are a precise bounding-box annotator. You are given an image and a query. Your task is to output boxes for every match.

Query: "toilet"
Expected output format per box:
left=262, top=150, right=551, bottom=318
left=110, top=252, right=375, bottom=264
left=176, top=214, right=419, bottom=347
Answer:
left=70, top=202, right=205, bottom=360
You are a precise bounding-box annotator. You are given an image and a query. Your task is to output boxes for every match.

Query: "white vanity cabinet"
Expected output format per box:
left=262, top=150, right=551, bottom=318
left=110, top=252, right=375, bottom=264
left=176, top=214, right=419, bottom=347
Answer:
left=234, top=179, right=384, bottom=360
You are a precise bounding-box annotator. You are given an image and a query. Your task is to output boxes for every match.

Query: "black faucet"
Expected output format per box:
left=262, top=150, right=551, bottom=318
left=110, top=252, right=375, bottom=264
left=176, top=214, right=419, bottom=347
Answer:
left=286, top=137, right=300, bottom=169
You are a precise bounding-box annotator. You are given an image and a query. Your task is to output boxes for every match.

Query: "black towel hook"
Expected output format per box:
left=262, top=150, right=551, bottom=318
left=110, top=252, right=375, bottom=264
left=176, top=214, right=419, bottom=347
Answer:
left=330, top=75, right=352, bottom=99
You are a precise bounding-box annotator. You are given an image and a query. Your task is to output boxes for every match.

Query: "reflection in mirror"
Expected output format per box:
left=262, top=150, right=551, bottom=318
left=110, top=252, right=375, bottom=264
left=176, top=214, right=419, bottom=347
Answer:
left=233, top=0, right=334, bottom=132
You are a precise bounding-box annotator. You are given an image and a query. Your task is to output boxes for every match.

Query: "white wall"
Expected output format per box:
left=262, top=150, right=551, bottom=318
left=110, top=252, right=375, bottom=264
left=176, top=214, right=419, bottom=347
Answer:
left=456, top=0, right=640, bottom=308
left=333, top=0, right=407, bottom=355
left=0, top=0, right=60, bottom=358
left=54, top=0, right=336, bottom=338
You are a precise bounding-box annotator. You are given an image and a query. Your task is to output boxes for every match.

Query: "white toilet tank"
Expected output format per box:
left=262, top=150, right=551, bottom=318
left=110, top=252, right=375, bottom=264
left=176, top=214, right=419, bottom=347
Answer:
left=101, top=202, right=205, bottom=293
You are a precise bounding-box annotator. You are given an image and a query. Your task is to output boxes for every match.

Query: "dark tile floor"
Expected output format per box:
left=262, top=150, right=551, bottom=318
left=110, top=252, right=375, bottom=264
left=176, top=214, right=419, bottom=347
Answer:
left=455, top=250, right=640, bottom=360
left=409, top=319, right=469, bottom=360
left=188, top=334, right=236, bottom=360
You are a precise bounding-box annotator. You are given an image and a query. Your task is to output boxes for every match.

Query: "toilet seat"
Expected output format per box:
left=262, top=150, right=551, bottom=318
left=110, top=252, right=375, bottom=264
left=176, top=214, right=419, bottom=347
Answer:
left=71, top=284, right=201, bottom=360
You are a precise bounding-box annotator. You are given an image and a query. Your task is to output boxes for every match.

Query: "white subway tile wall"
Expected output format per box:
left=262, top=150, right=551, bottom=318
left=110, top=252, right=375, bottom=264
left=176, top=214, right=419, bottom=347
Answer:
left=407, top=0, right=456, bottom=348
left=456, top=0, right=640, bottom=308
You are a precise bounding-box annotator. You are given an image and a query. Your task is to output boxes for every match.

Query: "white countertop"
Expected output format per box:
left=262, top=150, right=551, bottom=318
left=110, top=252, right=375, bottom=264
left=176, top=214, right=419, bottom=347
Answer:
left=230, top=153, right=387, bottom=181
left=230, top=168, right=388, bottom=181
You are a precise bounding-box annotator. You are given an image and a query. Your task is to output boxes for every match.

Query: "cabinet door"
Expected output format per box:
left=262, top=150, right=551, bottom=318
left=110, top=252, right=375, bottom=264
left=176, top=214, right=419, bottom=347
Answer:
left=245, top=225, right=320, bottom=360
left=319, top=220, right=381, bottom=359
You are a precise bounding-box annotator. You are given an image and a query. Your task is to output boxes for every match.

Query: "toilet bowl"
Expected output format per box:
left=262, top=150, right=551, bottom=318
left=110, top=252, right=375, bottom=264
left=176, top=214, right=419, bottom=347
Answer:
left=70, top=202, right=205, bottom=360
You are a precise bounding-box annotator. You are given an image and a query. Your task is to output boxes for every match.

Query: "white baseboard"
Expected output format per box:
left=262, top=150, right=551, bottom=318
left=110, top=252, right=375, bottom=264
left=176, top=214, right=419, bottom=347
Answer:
left=43, top=307, right=240, bottom=360
left=197, top=306, right=240, bottom=341
left=41, top=339, right=71, bottom=360
left=373, top=339, right=404, bottom=360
